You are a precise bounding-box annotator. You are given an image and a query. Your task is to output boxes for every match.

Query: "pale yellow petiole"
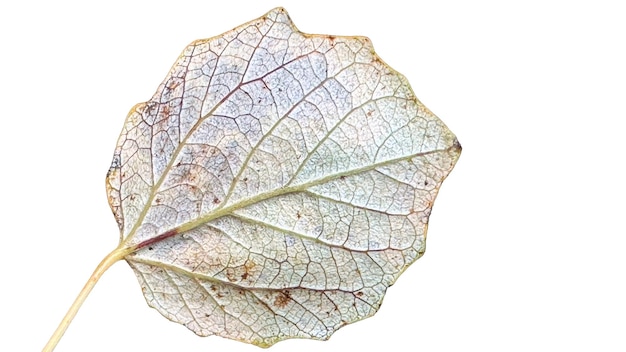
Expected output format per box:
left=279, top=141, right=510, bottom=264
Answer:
left=42, top=246, right=130, bottom=352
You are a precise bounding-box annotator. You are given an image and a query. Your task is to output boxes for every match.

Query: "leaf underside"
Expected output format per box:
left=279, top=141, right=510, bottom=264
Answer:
left=105, top=7, right=460, bottom=347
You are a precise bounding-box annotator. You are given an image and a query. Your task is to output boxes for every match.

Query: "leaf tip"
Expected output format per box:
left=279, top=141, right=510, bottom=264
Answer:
left=452, top=137, right=462, bottom=153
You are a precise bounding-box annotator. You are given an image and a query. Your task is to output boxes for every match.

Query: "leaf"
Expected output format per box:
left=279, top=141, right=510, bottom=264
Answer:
left=44, top=7, right=460, bottom=351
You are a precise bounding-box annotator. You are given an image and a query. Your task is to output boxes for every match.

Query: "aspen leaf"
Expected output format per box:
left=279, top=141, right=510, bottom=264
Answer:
left=44, top=7, right=460, bottom=351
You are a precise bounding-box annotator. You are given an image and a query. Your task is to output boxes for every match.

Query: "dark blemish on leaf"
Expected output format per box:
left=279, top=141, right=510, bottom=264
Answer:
left=213, top=197, right=221, bottom=204
left=452, top=138, right=462, bottom=152
left=274, top=291, right=291, bottom=308
left=166, top=79, right=181, bottom=90
left=226, top=268, right=237, bottom=282
left=243, top=260, right=256, bottom=277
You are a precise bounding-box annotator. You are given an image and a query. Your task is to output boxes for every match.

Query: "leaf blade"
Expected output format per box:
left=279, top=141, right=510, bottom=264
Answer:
left=107, top=7, right=461, bottom=347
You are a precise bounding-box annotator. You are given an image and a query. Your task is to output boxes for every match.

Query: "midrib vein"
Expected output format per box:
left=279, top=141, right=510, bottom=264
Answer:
left=130, top=145, right=454, bottom=252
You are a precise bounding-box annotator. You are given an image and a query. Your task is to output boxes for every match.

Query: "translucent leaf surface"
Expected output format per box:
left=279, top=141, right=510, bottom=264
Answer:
left=105, top=7, right=461, bottom=347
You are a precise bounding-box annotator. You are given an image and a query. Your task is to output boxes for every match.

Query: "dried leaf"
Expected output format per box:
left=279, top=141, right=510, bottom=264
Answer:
left=44, top=7, right=460, bottom=351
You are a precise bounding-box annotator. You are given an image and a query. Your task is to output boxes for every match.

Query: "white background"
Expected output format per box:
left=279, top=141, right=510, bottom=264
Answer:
left=1, top=1, right=624, bottom=351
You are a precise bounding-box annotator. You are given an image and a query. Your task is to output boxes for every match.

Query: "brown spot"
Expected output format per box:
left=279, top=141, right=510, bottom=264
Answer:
left=356, top=291, right=364, bottom=297
left=166, top=79, right=181, bottom=90
left=296, top=211, right=301, bottom=219
left=225, top=268, right=237, bottom=282
left=213, top=197, right=221, bottom=204
left=340, top=175, right=346, bottom=180
left=274, top=291, right=291, bottom=308
left=242, top=260, right=256, bottom=280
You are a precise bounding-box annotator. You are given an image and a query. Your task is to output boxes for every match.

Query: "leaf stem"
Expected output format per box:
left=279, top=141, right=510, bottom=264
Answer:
left=42, top=247, right=128, bottom=352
